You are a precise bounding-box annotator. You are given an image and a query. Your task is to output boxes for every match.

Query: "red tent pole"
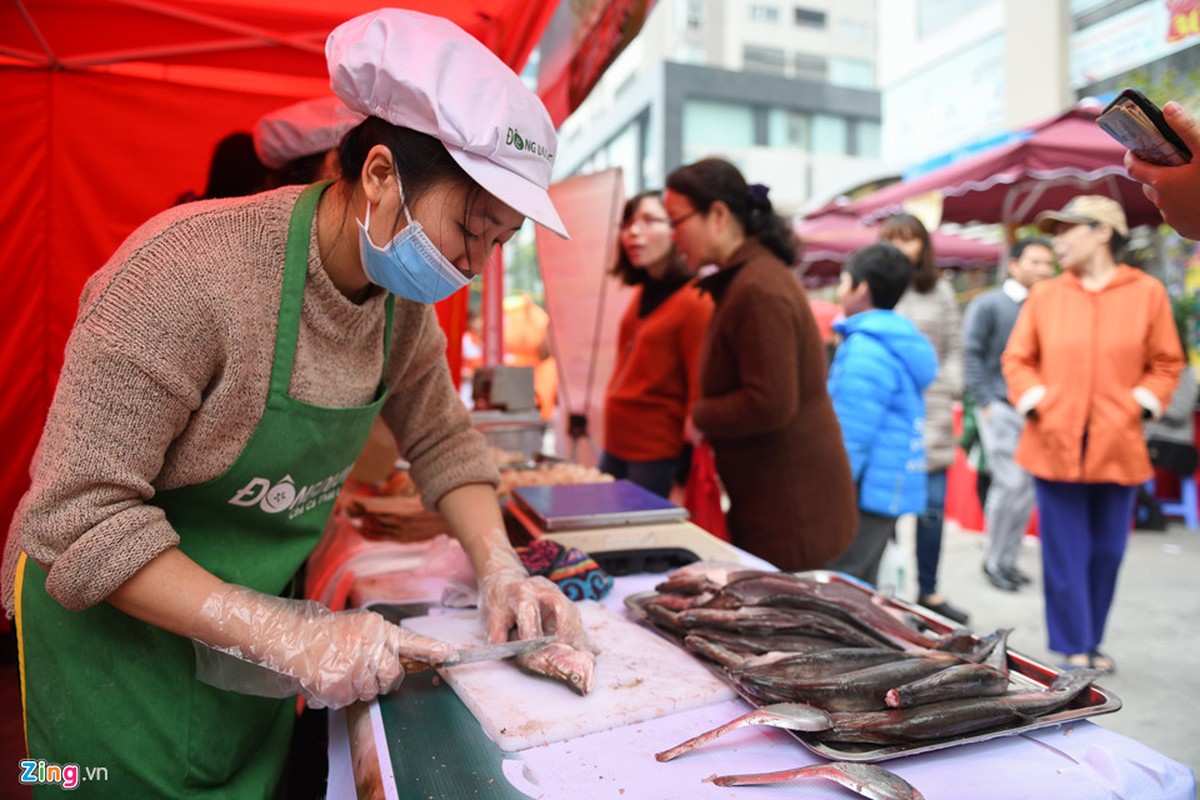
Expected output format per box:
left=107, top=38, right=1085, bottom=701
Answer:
left=434, top=290, right=467, bottom=391
left=483, top=246, right=505, bottom=366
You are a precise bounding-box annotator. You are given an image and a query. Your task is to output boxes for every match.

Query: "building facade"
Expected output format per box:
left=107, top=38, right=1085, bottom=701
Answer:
left=552, top=0, right=886, bottom=215
left=879, top=0, right=1200, bottom=175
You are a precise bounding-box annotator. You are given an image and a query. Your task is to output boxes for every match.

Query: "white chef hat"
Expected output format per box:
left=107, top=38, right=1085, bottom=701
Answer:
left=326, top=9, right=568, bottom=238
left=253, top=96, right=365, bottom=170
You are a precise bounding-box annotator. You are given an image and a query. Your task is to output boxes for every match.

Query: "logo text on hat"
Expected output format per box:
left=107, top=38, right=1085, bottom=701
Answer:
left=506, top=127, right=554, bottom=162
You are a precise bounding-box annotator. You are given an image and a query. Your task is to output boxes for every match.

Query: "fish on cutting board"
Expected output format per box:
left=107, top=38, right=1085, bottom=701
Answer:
left=401, top=602, right=737, bottom=752
left=507, top=589, right=599, bottom=695
left=514, top=640, right=596, bottom=695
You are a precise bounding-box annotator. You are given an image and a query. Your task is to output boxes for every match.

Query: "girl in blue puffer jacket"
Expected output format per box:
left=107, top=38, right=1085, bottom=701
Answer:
left=825, top=243, right=938, bottom=585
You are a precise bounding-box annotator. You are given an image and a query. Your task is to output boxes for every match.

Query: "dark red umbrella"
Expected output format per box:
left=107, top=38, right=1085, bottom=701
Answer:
left=795, top=212, right=1003, bottom=287
left=829, top=102, right=1163, bottom=230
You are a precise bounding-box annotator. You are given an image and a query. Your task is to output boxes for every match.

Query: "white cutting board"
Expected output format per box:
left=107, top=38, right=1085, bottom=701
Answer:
left=402, top=601, right=736, bottom=752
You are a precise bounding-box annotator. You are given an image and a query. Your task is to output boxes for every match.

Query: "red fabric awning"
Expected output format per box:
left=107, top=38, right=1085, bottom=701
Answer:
left=0, top=1, right=553, bottom=83
left=0, top=0, right=566, bottom=556
left=535, top=0, right=656, bottom=126
left=796, top=212, right=1003, bottom=287
left=830, top=103, right=1164, bottom=230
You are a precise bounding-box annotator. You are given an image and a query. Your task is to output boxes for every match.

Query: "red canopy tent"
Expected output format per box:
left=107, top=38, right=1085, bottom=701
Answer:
left=796, top=212, right=1004, bottom=287
left=826, top=102, right=1164, bottom=232
left=0, top=0, right=646, bottom=580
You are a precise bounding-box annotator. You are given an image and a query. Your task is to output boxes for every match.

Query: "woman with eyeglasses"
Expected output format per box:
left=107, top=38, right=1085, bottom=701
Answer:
left=600, top=191, right=713, bottom=498
left=663, top=158, right=856, bottom=571
left=1004, top=195, right=1183, bottom=674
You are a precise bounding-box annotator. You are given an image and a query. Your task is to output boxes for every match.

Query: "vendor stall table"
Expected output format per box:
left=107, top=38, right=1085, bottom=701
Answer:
left=321, top=548, right=1194, bottom=800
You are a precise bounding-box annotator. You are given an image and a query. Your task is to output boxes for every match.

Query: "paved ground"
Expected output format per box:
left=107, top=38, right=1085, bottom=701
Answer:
left=888, top=514, right=1200, bottom=788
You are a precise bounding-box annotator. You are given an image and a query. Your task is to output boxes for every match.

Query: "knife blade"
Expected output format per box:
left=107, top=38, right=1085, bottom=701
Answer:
left=401, top=635, right=556, bottom=673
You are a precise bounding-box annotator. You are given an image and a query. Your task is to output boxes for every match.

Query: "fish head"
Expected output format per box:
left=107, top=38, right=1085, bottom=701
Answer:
left=516, top=641, right=596, bottom=695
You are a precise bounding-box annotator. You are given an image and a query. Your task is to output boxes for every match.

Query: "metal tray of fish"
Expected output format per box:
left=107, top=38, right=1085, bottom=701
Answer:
left=623, top=569, right=1121, bottom=762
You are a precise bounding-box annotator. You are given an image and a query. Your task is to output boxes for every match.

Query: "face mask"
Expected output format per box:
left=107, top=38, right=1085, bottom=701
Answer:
left=356, top=175, right=473, bottom=304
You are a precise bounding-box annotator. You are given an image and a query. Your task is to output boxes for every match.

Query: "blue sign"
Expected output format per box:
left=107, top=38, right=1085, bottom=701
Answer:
left=903, top=129, right=1034, bottom=180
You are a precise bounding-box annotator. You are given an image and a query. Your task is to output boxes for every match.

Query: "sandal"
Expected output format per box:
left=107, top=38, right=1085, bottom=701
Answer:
left=1060, top=653, right=1091, bottom=671
left=1089, top=649, right=1116, bottom=674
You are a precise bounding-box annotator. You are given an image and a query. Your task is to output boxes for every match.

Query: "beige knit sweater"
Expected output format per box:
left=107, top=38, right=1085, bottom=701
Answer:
left=895, top=277, right=965, bottom=472
left=2, top=186, right=497, bottom=615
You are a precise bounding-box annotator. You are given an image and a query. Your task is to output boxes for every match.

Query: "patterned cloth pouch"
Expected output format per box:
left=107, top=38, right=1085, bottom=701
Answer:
left=516, top=539, right=614, bottom=601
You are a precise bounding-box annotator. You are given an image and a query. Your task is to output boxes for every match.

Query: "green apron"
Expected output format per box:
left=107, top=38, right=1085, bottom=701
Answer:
left=16, top=182, right=393, bottom=798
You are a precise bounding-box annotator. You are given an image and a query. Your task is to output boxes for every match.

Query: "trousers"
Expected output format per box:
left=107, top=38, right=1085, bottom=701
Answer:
left=1033, top=478, right=1136, bottom=655
left=826, top=510, right=895, bottom=587
left=977, top=401, right=1036, bottom=572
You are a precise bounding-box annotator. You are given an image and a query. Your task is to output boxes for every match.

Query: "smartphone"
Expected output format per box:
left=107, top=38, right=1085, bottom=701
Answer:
left=1097, top=88, right=1193, bottom=167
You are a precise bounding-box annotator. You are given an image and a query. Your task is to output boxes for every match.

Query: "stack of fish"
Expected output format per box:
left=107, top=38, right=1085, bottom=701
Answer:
left=640, top=567, right=1100, bottom=746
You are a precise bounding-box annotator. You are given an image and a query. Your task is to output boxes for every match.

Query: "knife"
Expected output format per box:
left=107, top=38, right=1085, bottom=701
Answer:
left=402, top=635, right=555, bottom=673
left=194, top=635, right=557, bottom=699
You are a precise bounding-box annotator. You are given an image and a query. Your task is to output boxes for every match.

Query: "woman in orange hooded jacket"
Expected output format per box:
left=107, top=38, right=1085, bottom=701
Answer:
left=1002, top=195, right=1183, bottom=673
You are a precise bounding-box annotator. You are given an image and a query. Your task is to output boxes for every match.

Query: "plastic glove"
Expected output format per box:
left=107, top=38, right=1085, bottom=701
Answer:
left=475, top=528, right=595, bottom=654
left=189, top=584, right=455, bottom=710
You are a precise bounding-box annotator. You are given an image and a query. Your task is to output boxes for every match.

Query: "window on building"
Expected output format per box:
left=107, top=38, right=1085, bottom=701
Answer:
left=615, top=72, right=637, bottom=100
left=916, top=0, right=986, bottom=38
left=811, top=114, right=848, bottom=155
left=583, top=150, right=608, bottom=174
left=683, top=99, right=755, bottom=159
left=606, top=122, right=641, bottom=196
left=744, top=45, right=787, bottom=76
left=749, top=4, right=779, bottom=22
left=794, top=52, right=827, bottom=82
left=639, top=116, right=652, bottom=193
left=672, top=42, right=706, bottom=64
left=855, top=120, right=881, bottom=158
left=830, top=57, right=875, bottom=89
left=794, top=7, right=827, bottom=28
left=767, top=108, right=809, bottom=149
left=1071, top=0, right=1131, bottom=31
left=836, top=17, right=872, bottom=40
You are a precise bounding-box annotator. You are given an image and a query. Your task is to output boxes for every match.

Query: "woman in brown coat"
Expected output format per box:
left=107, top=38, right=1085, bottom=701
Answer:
left=664, top=158, right=856, bottom=570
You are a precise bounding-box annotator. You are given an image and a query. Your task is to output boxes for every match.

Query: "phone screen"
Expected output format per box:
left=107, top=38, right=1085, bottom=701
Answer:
left=1097, top=91, right=1192, bottom=167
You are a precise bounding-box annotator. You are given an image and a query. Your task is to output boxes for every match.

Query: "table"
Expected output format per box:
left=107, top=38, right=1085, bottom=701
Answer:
left=323, top=548, right=1195, bottom=800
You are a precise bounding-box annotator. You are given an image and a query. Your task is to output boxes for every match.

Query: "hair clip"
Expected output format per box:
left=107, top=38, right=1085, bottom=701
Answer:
left=747, top=183, right=770, bottom=208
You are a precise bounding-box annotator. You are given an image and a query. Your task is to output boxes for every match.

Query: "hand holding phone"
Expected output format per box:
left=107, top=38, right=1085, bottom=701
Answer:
left=1120, top=99, right=1200, bottom=239
left=1097, top=89, right=1193, bottom=167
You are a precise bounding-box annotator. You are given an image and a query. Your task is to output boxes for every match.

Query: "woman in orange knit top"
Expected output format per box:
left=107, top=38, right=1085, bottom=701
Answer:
left=1003, top=195, right=1183, bottom=673
left=600, top=190, right=713, bottom=497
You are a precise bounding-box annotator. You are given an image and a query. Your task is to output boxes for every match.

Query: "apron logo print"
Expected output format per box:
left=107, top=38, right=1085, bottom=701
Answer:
left=262, top=477, right=297, bottom=513
left=228, top=476, right=296, bottom=514
left=228, top=466, right=353, bottom=518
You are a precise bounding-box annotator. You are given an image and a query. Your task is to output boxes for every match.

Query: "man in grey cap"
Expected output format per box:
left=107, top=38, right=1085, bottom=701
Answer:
left=963, top=238, right=1054, bottom=592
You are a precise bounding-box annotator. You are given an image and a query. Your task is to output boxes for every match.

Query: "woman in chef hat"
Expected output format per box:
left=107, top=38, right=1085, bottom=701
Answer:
left=255, top=94, right=409, bottom=490
left=4, top=9, right=588, bottom=796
